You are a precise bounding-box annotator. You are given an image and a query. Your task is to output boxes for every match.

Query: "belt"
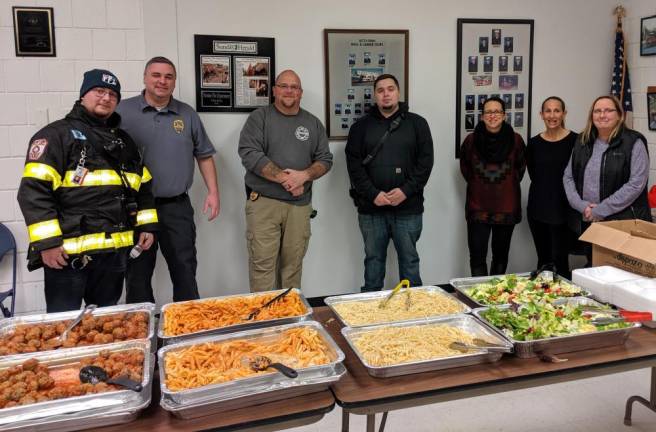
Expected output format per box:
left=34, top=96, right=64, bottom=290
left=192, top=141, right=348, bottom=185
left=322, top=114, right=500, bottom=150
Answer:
left=155, top=193, right=188, bottom=204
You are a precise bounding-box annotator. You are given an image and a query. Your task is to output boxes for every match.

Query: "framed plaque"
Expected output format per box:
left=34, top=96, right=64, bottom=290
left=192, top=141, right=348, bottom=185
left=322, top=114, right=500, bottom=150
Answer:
left=13, top=7, right=56, bottom=57
left=455, top=19, right=534, bottom=158
left=324, top=29, right=409, bottom=139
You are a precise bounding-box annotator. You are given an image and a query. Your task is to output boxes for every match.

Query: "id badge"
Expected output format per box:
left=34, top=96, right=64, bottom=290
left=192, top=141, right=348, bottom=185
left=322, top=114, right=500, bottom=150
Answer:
left=72, top=164, right=88, bottom=185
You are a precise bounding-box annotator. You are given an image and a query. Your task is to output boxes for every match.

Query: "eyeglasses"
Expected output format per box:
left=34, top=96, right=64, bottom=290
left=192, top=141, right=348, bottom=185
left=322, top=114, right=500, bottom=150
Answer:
left=276, top=83, right=302, bottom=91
left=92, top=88, right=118, bottom=101
left=592, top=108, right=617, bottom=115
left=483, top=110, right=504, bottom=116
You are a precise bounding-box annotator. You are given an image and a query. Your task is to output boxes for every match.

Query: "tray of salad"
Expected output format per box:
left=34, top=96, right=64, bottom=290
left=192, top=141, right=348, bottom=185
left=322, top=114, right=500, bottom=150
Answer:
left=472, top=297, right=639, bottom=358
left=451, top=272, right=588, bottom=307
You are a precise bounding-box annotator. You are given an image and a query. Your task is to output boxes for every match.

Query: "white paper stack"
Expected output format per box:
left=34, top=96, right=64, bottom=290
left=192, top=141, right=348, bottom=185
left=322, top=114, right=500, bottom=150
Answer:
left=613, top=279, right=656, bottom=328
left=572, top=266, right=646, bottom=303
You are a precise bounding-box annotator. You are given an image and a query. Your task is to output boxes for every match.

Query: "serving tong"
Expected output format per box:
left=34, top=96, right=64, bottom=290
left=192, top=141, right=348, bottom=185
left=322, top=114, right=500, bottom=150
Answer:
left=450, top=338, right=512, bottom=353
left=579, top=304, right=652, bottom=325
left=51, top=304, right=97, bottom=345
left=378, top=279, right=411, bottom=310
left=244, top=288, right=293, bottom=321
left=529, top=264, right=558, bottom=282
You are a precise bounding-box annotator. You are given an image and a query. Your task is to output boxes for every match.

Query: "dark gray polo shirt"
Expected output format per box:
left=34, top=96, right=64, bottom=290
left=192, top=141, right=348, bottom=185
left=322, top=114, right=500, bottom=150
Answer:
left=117, top=93, right=216, bottom=198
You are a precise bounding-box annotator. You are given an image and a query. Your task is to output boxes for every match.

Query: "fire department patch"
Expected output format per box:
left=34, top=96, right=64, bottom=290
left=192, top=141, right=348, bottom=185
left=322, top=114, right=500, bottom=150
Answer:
left=173, top=119, right=184, bottom=134
left=28, top=139, right=48, bottom=160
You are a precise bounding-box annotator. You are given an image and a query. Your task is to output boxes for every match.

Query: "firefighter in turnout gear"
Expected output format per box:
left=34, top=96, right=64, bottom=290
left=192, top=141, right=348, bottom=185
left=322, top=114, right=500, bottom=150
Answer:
left=17, top=69, right=158, bottom=312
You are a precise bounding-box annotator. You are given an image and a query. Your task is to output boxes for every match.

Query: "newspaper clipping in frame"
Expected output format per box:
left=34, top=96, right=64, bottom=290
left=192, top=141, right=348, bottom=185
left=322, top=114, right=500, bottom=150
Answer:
left=234, top=57, right=270, bottom=108
left=200, top=55, right=231, bottom=88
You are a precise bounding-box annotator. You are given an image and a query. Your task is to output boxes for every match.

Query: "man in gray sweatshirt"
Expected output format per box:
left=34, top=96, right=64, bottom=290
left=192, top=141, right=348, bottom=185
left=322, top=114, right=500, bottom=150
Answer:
left=238, top=70, right=333, bottom=292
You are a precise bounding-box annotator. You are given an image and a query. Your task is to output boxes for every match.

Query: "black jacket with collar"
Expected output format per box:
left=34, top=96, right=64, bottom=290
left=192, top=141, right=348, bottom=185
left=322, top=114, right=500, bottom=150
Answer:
left=345, top=102, right=434, bottom=215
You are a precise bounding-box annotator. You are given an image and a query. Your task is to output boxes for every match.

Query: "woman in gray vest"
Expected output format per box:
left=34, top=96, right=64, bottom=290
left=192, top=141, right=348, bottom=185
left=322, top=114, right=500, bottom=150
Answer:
left=563, top=95, right=650, bottom=263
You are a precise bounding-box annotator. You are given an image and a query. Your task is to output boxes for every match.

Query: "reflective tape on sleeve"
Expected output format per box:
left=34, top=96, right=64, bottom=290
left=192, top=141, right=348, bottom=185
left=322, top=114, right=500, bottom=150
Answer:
left=135, top=209, right=158, bottom=226
left=22, top=163, right=63, bottom=190
left=142, top=167, right=153, bottom=183
left=27, top=219, right=62, bottom=242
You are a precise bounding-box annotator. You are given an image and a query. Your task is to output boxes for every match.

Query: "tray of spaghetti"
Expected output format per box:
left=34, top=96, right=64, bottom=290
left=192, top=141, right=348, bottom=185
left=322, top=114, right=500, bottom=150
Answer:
left=158, top=288, right=312, bottom=345
left=341, top=315, right=513, bottom=378
left=451, top=272, right=587, bottom=307
left=0, top=303, right=156, bottom=359
left=325, top=286, right=470, bottom=328
left=0, top=339, right=154, bottom=431
left=158, top=321, right=345, bottom=418
left=472, top=297, right=639, bottom=358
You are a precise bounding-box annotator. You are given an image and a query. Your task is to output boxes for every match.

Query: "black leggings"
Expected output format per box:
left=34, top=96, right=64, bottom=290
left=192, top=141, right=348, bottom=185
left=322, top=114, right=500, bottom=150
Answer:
left=467, top=222, right=515, bottom=276
left=527, top=218, right=572, bottom=279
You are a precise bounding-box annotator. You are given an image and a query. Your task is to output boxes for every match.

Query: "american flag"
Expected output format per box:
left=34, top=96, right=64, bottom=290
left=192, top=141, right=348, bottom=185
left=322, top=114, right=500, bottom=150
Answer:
left=610, top=20, right=633, bottom=127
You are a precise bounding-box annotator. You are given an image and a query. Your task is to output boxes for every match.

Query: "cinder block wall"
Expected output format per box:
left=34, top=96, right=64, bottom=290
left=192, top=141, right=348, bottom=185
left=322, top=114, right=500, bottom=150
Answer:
left=0, top=0, right=147, bottom=313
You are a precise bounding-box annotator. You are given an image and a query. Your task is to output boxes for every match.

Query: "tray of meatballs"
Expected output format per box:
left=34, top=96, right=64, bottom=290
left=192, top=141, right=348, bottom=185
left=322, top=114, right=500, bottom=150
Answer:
left=0, top=303, right=156, bottom=359
left=0, top=339, right=154, bottom=431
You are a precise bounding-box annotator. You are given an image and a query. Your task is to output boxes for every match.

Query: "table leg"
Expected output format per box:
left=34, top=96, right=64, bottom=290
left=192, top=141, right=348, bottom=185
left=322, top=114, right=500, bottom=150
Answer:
left=342, top=409, right=350, bottom=432
left=624, top=367, right=656, bottom=426
left=366, top=414, right=376, bottom=432
left=378, top=411, right=388, bottom=432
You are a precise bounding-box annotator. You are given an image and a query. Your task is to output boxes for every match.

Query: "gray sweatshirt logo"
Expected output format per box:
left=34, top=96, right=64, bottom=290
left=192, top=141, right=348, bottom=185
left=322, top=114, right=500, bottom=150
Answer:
left=295, top=126, right=310, bottom=141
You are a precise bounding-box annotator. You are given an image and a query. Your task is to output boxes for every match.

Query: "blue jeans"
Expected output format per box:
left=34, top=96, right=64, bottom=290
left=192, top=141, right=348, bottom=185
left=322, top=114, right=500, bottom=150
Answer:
left=358, top=213, right=423, bottom=292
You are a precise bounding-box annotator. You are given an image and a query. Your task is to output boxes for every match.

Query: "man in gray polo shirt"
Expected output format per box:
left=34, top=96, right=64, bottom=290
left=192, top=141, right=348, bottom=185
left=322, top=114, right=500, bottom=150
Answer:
left=117, top=56, right=220, bottom=303
left=238, top=69, right=332, bottom=292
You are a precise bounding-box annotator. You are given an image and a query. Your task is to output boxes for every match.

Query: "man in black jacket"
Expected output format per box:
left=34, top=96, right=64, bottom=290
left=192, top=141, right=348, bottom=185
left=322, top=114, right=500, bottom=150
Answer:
left=17, top=69, right=158, bottom=312
left=345, top=74, right=434, bottom=291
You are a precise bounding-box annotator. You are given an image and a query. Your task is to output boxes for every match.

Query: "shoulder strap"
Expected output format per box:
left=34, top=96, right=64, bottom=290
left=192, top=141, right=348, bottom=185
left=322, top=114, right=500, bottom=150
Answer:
left=361, top=113, right=404, bottom=166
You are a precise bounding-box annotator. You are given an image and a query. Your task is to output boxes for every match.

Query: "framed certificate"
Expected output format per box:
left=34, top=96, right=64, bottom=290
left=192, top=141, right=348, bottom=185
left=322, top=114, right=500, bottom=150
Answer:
left=13, top=7, right=56, bottom=57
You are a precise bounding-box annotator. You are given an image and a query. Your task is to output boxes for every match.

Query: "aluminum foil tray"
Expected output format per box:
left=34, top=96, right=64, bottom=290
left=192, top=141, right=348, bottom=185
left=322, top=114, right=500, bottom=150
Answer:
left=0, top=339, right=154, bottom=431
left=451, top=272, right=587, bottom=307
left=341, top=315, right=513, bottom=378
left=158, top=288, right=313, bottom=345
left=158, top=321, right=345, bottom=417
left=324, top=285, right=471, bottom=328
left=472, top=297, right=640, bottom=359
left=0, top=303, right=157, bottom=359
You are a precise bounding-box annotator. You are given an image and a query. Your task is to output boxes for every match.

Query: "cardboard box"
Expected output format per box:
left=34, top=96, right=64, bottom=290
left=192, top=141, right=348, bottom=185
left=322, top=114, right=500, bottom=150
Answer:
left=579, top=219, right=656, bottom=278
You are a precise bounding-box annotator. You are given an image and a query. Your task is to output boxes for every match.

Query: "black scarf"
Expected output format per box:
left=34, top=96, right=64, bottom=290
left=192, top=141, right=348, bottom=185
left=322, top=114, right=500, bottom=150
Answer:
left=473, top=120, right=515, bottom=164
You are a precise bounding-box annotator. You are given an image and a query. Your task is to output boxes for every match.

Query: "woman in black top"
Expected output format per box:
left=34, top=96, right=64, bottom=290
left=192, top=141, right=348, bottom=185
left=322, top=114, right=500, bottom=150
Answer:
left=526, top=96, right=577, bottom=278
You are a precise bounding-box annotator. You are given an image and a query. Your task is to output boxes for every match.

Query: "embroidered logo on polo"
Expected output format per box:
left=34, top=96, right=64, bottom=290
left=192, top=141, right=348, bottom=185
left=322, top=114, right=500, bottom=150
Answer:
left=102, top=74, right=117, bottom=86
left=473, top=160, right=512, bottom=184
left=295, top=126, right=309, bottom=141
left=173, top=119, right=184, bottom=134
left=28, top=138, right=48, bottom=160
left=70, top=129, right=87, bottom=140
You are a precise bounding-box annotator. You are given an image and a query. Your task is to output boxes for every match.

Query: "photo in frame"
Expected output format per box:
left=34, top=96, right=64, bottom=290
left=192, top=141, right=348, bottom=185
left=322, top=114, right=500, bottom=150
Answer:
left=455, top=19, right=534, bottom=158
left=641, top=15, right=656, bottom=56
left=12, top=6, right=56, bottom=57
left=648, top=88, right=656, bottom=131
left=324, top=29, right=408, bottom=139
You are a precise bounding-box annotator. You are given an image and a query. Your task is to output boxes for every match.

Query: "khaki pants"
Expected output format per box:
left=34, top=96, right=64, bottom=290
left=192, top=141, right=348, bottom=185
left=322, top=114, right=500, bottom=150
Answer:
left=245, top=196, right=312, bottom=292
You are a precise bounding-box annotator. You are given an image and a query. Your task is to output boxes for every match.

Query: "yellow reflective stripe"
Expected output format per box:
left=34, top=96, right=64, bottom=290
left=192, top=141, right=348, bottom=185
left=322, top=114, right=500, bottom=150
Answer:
left=28, top=219, right=62, bottom=242
left=142, top=167, right=152, bottom=183
left=135, top=209, right=158, bottom=226
left=62, top=230, right=134, bottom=255
left=61, top=170, right=142, bottom=191
left=23, top=163, right=62, bottom=190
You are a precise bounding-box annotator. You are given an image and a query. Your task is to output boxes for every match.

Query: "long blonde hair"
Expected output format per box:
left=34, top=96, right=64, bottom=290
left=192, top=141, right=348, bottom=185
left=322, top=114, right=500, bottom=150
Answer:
left=581, top=95, right=624, bottom=145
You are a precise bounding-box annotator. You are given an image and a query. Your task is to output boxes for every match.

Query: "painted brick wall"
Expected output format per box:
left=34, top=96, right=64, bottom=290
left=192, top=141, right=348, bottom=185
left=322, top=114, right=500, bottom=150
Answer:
left=0, top=0, right=146, bottom=314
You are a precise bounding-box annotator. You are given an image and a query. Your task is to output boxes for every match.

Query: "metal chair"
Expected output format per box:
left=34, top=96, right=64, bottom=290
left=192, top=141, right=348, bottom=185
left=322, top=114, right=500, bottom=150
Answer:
left=0, top=223, right=17, bottom=317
